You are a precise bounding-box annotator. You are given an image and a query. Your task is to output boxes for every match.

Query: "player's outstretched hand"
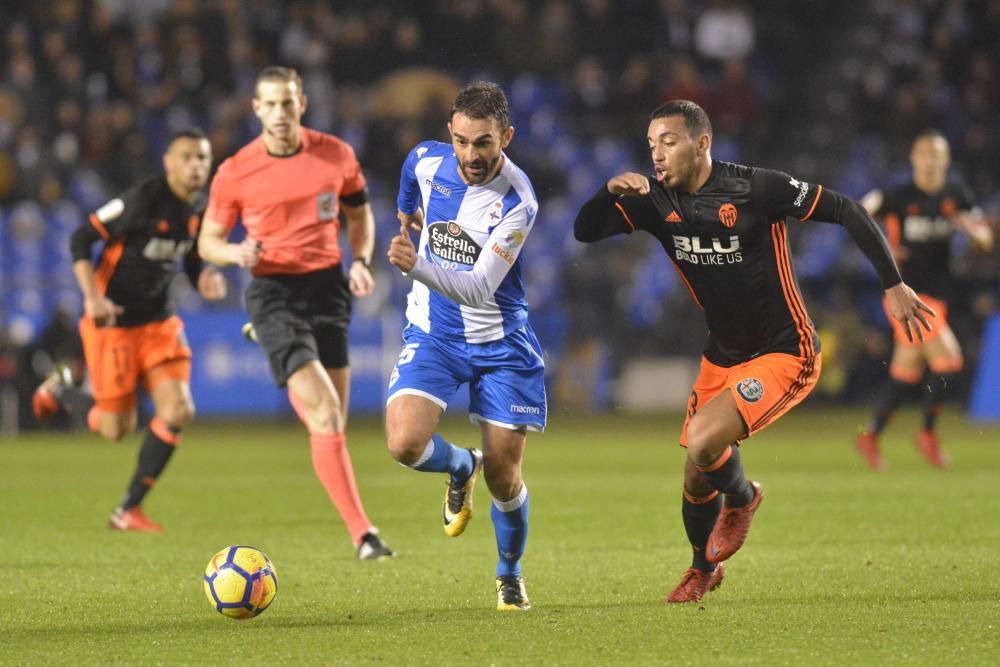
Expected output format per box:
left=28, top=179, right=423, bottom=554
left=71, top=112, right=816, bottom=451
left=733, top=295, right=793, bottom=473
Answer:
left=388, top=225, right=417, bottom=273
left=197, top=266, right=227, bottom=301
left=86, top=295, right=124, bottom=327
left=397, top=208, right=424, bottom=232
left=607, top=172, right=651, bottom=197
left=349, top=260, right=375, bottom=297
left=885, top=282, right=936, bottom=343
left=235, top=238, right=262, bottom=268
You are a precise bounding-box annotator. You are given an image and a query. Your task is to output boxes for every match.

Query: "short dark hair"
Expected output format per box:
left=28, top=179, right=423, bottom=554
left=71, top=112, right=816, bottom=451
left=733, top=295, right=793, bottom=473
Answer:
left=166, top=127, right=208, bottom=147
left=255, top=66, right=303, bottom=97
left=649, top=100, right=713, bottom=139
left=914, top=128, right=947, bottom=143
left=451, top=81, right=510, bottom=130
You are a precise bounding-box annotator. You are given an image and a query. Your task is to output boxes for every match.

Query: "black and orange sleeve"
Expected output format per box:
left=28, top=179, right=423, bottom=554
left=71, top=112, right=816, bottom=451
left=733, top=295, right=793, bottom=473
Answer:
left=574, top=185, right=651, bottom=242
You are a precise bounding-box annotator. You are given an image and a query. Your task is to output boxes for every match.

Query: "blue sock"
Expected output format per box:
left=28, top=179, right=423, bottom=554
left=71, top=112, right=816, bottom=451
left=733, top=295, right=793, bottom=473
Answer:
left=491, top=484, right=529, bottom=577
left=410, top=434, right=474, bottom=482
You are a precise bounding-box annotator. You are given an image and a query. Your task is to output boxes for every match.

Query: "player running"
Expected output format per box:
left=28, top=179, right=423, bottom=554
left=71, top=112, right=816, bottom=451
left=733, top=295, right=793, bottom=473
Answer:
left=385, top=82, right=544, bottom=611
left=33, top=129, right=226, bottom=532
left=574, top=100, right=931, bottom=603
left=855, top=130, right=993, bottom=470
left=198, top=66, right=393, bottom=561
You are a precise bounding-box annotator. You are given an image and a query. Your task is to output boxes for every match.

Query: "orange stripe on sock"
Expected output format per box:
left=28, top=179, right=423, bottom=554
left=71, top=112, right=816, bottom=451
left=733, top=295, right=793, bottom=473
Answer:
left=696, top=446, right=732, bottom=473
left=143, top=477, right=157, bottom=487
left=150, top=417, right=180, bottom=446
left=928, top=357, right=963, bottom=374
left=684, top=490, right=720, bottom=504
left=889, top=365, right=923, bottom=384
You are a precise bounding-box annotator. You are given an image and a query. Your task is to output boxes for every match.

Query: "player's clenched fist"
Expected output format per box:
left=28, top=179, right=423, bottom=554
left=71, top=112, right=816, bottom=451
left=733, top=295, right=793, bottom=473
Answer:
left=387, top=226, right=417, bottom=273
left=607, top=172, right=651, bottom=196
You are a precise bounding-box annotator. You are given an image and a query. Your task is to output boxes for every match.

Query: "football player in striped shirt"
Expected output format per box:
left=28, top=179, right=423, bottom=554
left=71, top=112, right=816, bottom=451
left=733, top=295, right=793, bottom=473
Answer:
left=386, top=82, right=544, bottom=611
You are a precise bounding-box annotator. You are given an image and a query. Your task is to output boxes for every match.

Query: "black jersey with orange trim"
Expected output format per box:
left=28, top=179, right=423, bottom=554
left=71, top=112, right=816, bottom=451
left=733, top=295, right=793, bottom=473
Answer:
left=873, top=179, right=975, bottom=301
left=70, top=175, right=204, bottom=327
left=577, top=161, right=826, bottom=368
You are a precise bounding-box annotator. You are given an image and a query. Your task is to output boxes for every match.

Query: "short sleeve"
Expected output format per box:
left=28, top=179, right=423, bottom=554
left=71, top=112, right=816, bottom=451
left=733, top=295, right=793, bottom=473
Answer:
left=88, top=183, right=147, bottom=240
left=340, top=142, right=367, bottom=198
left=204, top=160, right=242, bottom=231
left=751, top=167, right=825, bottom=222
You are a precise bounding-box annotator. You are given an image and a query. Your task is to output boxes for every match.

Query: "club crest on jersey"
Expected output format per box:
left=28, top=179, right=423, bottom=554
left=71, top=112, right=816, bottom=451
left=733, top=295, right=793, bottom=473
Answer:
left=736, top=378, right=764, bottom=403
left=490, top=200, right=503, bottom=221
left=718, top=203, right=738, bottom=228
left=317, top=193, right=336, bottom=221
left=428, top=221, right=481, bottom=269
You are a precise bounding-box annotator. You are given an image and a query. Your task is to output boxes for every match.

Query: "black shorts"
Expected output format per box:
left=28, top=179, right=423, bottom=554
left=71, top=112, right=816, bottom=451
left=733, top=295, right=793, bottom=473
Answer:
left=244, top=266, right=351, bottom=386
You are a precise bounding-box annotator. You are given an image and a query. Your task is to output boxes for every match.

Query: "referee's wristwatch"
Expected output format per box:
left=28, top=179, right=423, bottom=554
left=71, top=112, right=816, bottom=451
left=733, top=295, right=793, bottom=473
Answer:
left=353, top=257, right=372, bottom=270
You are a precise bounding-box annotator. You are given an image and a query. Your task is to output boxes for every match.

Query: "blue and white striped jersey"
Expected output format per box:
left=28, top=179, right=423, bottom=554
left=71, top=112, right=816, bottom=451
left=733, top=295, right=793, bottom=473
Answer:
left=397, top=140, right=539, bottom=344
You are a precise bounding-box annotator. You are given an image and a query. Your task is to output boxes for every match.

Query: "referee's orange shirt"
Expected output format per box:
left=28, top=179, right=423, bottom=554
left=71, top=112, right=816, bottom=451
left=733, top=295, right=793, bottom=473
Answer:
left=205, top=127, right=367, bottom=275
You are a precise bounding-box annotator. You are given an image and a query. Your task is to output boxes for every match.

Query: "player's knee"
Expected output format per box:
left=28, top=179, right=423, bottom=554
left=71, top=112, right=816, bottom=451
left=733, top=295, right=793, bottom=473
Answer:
left=483, top=460, right=522, bottom=501
left=684, top=418, right=726, bottom=465
left=385, top=429, right=424, bottom=465
left=100, top=422, right=131, bottom=442
left=161, top=400, right=195, bottom=428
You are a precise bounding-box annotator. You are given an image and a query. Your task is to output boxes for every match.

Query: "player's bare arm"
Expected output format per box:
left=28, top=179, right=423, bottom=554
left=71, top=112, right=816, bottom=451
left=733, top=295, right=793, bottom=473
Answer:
left=198, top=219, right=261, bottom=268
left=343, top=202, right=375, bottom=297
left=72, top=259, right=123, bottom=327
left=607, top=172, right=651, bottom=196
left=387, top=221, right=417, bottom=273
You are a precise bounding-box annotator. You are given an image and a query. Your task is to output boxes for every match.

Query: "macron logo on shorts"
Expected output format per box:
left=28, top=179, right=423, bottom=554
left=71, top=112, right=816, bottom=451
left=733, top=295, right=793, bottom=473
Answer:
left=510, top=404, right=541, bottom=415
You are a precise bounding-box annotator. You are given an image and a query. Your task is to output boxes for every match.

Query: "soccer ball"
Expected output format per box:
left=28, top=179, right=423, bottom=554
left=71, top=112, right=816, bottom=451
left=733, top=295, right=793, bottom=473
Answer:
left=203, top=546, right=278, bottom=619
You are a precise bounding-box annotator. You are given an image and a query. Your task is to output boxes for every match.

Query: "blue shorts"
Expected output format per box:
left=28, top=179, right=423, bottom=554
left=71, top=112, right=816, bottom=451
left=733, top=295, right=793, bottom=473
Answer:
left=386, top=325, right=547, bottom=432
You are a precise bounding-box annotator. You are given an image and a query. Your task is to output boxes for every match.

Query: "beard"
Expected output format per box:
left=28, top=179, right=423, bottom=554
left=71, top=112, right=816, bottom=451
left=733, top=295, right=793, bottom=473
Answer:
left=459, top=154, right=501, bottom=185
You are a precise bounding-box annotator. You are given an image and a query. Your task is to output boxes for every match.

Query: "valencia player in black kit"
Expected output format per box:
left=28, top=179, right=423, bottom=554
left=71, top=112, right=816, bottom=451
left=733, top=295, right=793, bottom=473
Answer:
left=574, top=100, right=932, bottom=603
left=33, top=129, right=226, bottom=532
left=855, top=130, right=993, bottom=470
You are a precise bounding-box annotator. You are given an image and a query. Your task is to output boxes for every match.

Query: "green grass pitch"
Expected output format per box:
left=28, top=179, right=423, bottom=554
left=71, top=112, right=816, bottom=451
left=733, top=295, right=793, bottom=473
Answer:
left=2, top=408, right=999, bottom=665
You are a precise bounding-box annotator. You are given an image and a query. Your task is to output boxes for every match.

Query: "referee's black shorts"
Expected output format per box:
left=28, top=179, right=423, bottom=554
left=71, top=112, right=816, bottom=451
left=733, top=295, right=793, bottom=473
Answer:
left=244, top=266, right=351, bottom=386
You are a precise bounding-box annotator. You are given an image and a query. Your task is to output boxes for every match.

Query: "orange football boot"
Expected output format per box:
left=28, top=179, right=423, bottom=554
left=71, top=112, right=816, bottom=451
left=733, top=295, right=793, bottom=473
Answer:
left=109, top=507, right=164, bottom=533
left=706, top=481, right=763, bottom=564
left=666, top=564, right=725, bottom=603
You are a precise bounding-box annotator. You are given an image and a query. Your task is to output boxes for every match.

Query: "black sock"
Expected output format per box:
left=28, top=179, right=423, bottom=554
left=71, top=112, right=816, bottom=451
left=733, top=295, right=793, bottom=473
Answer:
left=697, top=444, right=754, bottom=507
left=921, top=373, right=958, bottom=431
left=682, top=492, right=723, bottom=571
left=60, top=387, right=95, bottom=417
left=121, top=419, right=180, bottom=510
left=870, top=379, right=916, bottom=434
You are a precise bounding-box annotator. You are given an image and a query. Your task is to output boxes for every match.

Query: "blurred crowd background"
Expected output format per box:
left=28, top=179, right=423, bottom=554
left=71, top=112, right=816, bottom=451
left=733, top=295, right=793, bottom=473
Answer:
left=1, top=0, right=998, bottom=425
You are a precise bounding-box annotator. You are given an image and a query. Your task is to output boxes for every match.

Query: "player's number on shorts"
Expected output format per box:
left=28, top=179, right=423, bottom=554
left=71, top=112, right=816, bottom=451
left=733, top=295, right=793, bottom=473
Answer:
left=397, top=343, right=419, bottom=365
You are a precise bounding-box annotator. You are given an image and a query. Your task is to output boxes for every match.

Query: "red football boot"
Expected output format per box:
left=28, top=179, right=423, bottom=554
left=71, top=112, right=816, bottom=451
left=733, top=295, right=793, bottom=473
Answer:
left=32, top=365, right=72, bottom=422
left=666, top=564, right=725, bottom=603
left=855, top=431, right=886, bottom=471
left=706, top=481, right=763, bottom=564
left=109, top=507, right=164, bottom=533
left=915, top=429, right=949, bottom=469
